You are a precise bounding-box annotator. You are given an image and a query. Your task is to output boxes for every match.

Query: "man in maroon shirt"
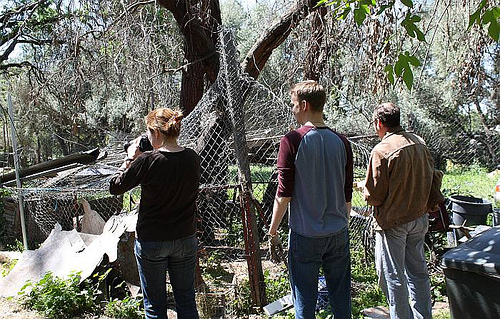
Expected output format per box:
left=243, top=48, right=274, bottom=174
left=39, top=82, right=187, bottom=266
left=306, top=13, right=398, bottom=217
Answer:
left=268, top=80, right=353, bottom=319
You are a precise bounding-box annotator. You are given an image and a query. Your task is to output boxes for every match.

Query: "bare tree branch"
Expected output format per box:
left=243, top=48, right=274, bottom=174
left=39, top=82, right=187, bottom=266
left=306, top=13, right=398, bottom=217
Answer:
left=242, top=0, right=322, bottom=79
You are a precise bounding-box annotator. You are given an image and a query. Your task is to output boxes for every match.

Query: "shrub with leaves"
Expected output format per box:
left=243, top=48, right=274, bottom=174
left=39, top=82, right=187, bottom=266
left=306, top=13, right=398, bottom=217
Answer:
left=264, top=268, right=289, bottom=303
left=18, top=271, right=99, bottom=319
left=105, top=296, right=143, bottom=319
left=231, top=278, right=253, bottom=316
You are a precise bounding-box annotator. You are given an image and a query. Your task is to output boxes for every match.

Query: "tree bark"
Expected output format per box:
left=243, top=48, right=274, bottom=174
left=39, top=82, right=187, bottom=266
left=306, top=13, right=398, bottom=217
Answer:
left=242, top=0, right=322, bottom=79
left=304, top=7, right=327, bottom=81
left=158, top=0, right=322, bottom=113
left=156, top=0, right=221, bottom=114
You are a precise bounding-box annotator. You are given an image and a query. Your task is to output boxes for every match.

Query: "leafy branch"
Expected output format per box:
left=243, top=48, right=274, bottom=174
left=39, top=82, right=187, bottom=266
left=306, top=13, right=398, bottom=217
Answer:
left=317, top=0, right=499, bottom=90
left=469, top=0, right=500, bottom=42
left=384, top=51, right=421, bottom=90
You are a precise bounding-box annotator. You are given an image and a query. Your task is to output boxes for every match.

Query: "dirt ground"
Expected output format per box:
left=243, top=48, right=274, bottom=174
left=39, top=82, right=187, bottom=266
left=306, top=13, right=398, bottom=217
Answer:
left=0, top=257, right=449, bottom=319
left=0, top=297, right=43, bottom=319
left=0, top=296, right=122, bottom=319
left=0, top=296, right=450, bottom=319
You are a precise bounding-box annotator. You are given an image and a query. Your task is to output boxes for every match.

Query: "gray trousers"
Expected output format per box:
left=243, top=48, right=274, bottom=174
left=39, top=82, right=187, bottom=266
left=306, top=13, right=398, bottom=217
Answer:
left=375, top=214, right=432, bottom=319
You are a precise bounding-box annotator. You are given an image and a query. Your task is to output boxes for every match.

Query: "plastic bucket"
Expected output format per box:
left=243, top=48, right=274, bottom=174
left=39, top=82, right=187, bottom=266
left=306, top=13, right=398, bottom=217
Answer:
left=449, top=195, right=492, bottom=238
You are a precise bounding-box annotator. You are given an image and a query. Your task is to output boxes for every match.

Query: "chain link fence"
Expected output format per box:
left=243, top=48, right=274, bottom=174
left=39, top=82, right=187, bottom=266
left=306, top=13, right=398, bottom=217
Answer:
left=1, top=27, right=498, bottom=316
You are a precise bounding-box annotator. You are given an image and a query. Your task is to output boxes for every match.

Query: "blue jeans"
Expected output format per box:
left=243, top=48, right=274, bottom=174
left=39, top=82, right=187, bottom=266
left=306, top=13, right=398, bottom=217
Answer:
left=134, top=235, right=199, bottom=319
left=288, top=227, right=351, bottom=319
left=375, top=214, right=432, bottom=319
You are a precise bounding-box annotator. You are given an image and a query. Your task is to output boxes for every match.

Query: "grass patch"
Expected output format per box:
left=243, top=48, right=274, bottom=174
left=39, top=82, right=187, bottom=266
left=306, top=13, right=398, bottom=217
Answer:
left=433, top=308, right=451, bottom=319
left=351, top=248, right=387, bottom=317
left=442, top=163, right=499, bottom=207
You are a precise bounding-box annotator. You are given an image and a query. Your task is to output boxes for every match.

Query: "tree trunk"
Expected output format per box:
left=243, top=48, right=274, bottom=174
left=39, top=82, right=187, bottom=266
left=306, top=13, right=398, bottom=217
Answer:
left=304, top=7, right=327, bottom=81
left=157, top=0, right=221, bottom=114
left=158, top=0, right=322, bottom=113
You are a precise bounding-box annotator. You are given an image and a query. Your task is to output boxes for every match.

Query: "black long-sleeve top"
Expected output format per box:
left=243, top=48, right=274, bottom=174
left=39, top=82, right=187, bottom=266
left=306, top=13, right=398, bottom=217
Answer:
left=109, top=148, right=200, bottom=241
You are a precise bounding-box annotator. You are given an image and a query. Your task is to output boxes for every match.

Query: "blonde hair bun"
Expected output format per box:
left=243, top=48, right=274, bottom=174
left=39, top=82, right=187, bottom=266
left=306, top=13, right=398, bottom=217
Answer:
left=145, top=108, right=184, bottom=138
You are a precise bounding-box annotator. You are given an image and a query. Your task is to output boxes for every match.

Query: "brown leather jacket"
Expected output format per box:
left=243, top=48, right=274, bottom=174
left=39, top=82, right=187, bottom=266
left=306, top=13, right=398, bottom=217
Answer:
left=364, top=128, right=436, bottom=230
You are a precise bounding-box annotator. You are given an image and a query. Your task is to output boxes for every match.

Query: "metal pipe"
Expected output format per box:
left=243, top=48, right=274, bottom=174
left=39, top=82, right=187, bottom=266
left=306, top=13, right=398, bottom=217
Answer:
left=7, top=93, right=28, bottom=250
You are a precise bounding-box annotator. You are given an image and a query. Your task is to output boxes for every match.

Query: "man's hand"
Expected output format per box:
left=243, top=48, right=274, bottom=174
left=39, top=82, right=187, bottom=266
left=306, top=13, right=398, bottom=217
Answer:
left=268, top=234, right=285, bottom=263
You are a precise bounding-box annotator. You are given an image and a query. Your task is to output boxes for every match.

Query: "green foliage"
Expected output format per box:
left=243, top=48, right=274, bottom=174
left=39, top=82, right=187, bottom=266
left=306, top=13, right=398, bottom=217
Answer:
left=231, top=278, right=254, bottom=316
left=105, top=296, right=143, bottom=319
left=430, top=270, right=447, bottom=303
left=273, top=309, right=295, bottom=319
left=264, top=268, right=289, bottom=303
left=434, top=309, right=451, bottom=319
left=1, top=259, right=17, bottom=277
left=6, top=239, right=26, bottom=252
left=232, top=269, right=290, bottom=316
left=396, top=53, right=419, bottom=87
left=351, top=249, right=377, bottom=283
left=317, top=0, right=426, bottom=89
left=352, top=285, right=386, bottom=318
left=203, top=251, right=234, bottom=285
left=400, top=0, right=413, bottom=8
left=469, top=0, right=500, bottom=42
left=18, top=271, right=99, bottom=319
left=350, top=248, right=387, bottom=317
left=317, top=308, right=334, bottom=318
left=353, top=1, right=373, bottom=26
left=317, top=0, right=497, bottom=92
left=225, top=219, right=244, bottom=247
left=320, top=0, right=376, bottom=25
left=390, top=51, right=422, bottom=90
left=401, top=12, right=425, bottom=41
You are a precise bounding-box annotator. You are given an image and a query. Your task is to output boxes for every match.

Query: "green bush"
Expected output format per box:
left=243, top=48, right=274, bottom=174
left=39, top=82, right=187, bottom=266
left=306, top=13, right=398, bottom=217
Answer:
left=224, top=220, right=244, bottom=247
left=105, top=296, right=143, bottom=319
left=18, top=271, right=99, bottom=319
left=6, top=239, right=25, bottom=252
left=264, top=268, right=289, bottom=303
left=230, top=278, right=253, bottom=316
left=229, top=268, right=288, bottom=316
left=203, top=251, right=234, bottom=285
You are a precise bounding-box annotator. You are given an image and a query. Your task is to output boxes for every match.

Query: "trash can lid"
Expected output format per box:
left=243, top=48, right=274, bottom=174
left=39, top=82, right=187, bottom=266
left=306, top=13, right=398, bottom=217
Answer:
left=442, top=227, right=500, bottom=276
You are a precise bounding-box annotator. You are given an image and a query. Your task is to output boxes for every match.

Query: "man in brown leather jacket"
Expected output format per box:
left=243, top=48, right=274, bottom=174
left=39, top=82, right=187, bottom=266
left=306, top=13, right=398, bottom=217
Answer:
left=364, top=102, right=435, bottom=319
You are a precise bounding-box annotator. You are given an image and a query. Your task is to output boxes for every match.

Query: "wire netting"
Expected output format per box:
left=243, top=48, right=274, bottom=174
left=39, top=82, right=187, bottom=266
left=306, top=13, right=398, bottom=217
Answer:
left=2, top=27, right=498, bottom=315
left=1, top=29, right=378, bottom=315
left=2, top=150, right=127, bottom=247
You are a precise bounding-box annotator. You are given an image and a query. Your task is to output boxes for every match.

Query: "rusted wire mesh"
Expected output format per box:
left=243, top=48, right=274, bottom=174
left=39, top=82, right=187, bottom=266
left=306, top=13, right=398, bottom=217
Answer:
left=4, top=27, right=497, bottom=316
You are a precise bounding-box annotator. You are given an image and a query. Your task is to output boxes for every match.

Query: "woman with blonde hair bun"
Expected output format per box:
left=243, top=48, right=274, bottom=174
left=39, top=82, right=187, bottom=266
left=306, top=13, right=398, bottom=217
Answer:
left=110, top=107, right=200, bottom=319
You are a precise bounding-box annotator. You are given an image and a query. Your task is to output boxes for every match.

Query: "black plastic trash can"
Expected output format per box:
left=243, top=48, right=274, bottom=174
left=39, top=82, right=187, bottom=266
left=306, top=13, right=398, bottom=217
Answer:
left=441, top=227, right=500, bottom=319
left=448, top=195, right=492, bottom=239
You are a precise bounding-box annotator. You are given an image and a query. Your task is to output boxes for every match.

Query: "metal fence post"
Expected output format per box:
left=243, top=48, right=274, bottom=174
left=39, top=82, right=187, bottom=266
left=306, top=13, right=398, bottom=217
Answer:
left=219, top=29, right=267, bottom=307
left=7, top=93, right=29, bottom=250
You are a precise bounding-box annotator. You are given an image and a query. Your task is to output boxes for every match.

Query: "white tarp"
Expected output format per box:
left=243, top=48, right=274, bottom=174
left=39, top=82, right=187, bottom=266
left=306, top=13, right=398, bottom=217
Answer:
left=0, top=211, right=137, bottom=297
left=80, top=199, right=106, bottom=235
